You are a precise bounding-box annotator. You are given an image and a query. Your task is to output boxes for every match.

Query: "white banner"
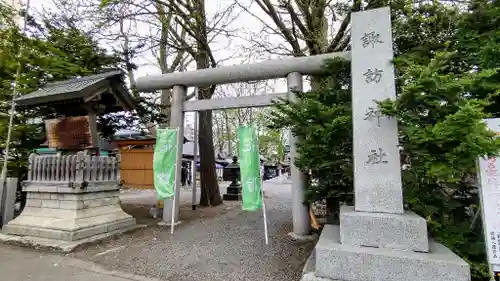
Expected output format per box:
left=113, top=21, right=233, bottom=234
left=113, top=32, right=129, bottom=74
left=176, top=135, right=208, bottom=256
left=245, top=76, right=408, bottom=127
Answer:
left=478, top=118, right=500, bottom=267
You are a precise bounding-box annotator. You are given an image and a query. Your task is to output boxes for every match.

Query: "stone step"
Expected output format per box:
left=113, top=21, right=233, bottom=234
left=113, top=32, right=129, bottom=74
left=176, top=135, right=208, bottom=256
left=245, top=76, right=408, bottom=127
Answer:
left=305, top=225, right=470, bottom=281
left=339, top=206, right=429, bottom=252
left=3, top=215, right=136, bottom=241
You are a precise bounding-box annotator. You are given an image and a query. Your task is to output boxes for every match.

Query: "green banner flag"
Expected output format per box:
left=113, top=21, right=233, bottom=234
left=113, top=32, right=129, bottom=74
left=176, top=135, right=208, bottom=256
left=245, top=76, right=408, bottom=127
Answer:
left=153, top=128, right=178, bottom=200
left=238, top=125, right=262, bottom=211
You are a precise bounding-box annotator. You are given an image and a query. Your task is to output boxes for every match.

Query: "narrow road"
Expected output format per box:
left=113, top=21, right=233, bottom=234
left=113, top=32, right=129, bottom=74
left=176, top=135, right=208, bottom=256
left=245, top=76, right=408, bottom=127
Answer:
left=73, top=177, right=314, bottom=281
left=0, top=243, right=160, bottom=281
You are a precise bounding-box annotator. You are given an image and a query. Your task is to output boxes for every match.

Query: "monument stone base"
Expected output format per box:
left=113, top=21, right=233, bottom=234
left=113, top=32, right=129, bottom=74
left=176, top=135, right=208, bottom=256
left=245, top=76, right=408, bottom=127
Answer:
left=339, top=206, right=429, bottom=252
left=223, top=184, right=242, bottom=201
left=2, top=183, right=136, bottom=242
left=302, top=225, right=470, bottom=281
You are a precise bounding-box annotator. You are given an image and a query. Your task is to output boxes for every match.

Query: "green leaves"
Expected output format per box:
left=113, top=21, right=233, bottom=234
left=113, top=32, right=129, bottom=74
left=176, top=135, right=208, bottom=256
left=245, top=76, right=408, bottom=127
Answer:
left=0, top=10, right=125, bottom=177
left=269, top=58, right=353, bottom=207
left=271, top=2, right=500, bottom=279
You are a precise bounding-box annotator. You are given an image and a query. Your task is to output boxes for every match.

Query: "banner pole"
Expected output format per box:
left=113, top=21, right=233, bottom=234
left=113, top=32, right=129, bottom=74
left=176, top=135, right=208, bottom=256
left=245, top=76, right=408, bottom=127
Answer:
left=171, top=127, right=180, bottom=234
left=170, top=193, right=176, bottom=234
left=191, top=88, right=199, bottom=210
left=257, top=127, right=269, bottom=245
left=1, top=0, right=31, bottom=181
left=261, top=178, right=269, bottom=245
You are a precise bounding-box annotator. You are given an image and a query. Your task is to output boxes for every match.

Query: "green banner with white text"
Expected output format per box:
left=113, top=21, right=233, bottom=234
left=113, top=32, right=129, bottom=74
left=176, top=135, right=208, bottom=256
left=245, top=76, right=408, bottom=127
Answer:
left=153, top=128, right=178, bottom=200
left=238, top=125, right=262, bottom=211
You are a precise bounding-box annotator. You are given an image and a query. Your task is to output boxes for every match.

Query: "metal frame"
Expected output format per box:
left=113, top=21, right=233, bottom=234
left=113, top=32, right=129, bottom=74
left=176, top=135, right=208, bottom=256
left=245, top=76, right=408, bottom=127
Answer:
left=137, top=51, right=350, bottom=236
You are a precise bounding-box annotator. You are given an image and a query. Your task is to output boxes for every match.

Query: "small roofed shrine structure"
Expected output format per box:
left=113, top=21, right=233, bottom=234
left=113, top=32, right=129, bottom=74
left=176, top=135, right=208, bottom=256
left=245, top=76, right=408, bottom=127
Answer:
left=2, top=70, right=138, bottom=248
left=17, top=69, right=137, bottom=154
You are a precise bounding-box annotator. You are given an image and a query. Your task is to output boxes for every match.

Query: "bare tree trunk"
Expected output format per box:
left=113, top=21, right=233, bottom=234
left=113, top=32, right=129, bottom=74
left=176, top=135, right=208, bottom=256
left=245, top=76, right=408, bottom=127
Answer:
left=198, top=108, right=222, bottom=206
left=193, top=0, right=221, bottom=206
left=224, top=111, right=232, bottom=156
left=157, top=2, right=173, bottom=124
left=215, top=113, right=224, bottom=155
left=160, top=89, right=171, bottom=125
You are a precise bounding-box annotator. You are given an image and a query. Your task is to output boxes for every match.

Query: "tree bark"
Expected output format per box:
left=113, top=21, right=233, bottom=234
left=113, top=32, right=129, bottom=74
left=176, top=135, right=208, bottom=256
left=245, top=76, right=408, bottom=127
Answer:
left=198, top=107, right=222, bottom=206
left=224, top=111, right=232, bottom=156
left=193, top=0, right=221, bottom=206
left=215, top=114, right=224, bottom=155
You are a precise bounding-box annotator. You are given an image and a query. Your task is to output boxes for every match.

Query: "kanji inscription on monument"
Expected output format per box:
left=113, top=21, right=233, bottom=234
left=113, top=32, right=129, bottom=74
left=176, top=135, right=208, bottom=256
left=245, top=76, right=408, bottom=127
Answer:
left=361, top=31, right=384, bottom=48
left=351, top=6, right=403, bottom=214
left=364, top=105, right=383, bottom=127
left=366, top=148, right=388, bottom=165
left=363, top=68, right=384, bottom=84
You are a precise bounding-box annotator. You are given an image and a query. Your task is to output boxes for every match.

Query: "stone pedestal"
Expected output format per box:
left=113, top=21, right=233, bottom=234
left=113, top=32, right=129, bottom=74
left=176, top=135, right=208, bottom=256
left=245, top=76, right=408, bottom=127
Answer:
left=3, top=182, right=135, bottom=241
left=312, top=225, right=470, bottom=281
left=223, top=182, right=241, bottom=201
left=339, top=206, right=429, bottom=252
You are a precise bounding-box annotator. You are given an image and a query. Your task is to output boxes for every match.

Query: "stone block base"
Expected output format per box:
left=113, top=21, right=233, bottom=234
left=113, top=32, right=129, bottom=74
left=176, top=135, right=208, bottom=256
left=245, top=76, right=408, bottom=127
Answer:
left=223, top=193, right=241, bottom=201
left=2, top=189, right=136, bottom=241
left=0, top=224, right=143, bottom=253
left=314, top=225, right=470, bottom=281
left=340, top=206, right=429, bottom=252
left=223, top=184, right=241, bottom=201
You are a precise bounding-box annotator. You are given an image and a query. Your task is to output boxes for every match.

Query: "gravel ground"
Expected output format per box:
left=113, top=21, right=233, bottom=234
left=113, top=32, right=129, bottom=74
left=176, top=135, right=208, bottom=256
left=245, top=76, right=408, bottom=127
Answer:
left=71, top=177, right=315, bottom=281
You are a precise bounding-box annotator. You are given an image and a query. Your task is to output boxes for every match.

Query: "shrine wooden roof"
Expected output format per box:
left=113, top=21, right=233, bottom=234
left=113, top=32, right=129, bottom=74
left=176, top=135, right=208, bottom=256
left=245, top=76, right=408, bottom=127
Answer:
left=15, top=70, right=137, bottom=112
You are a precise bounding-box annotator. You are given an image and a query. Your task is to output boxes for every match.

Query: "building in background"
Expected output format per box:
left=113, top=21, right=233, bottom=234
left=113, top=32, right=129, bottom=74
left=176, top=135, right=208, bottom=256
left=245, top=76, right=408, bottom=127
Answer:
left=184, top=123, right=195, bottom=141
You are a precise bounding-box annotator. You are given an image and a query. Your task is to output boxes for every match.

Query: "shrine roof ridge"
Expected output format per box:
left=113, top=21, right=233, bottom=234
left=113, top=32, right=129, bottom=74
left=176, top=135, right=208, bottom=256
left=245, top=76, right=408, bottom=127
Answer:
left=14, top=69, right=136, bottom=111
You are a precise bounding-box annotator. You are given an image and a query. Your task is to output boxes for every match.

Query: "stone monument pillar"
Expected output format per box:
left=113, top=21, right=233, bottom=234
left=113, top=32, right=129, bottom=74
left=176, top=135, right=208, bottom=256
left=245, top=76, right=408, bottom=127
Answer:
left=343, top=4, right=425, bottom=251
left=309, top=7, right=471, bottom=281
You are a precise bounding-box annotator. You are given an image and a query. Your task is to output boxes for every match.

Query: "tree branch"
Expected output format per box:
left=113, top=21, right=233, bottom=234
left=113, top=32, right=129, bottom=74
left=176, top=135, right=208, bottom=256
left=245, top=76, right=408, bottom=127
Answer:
left=326, top=0, right=361, bottom=53
left=254, top=0, right=304, bottom=56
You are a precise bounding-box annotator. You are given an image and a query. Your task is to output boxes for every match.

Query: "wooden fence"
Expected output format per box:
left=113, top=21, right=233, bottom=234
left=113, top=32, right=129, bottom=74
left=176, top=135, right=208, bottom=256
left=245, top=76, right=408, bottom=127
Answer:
left=119, top=148, right=154, bottom=189
left=27, top=152, right=120, bottom=182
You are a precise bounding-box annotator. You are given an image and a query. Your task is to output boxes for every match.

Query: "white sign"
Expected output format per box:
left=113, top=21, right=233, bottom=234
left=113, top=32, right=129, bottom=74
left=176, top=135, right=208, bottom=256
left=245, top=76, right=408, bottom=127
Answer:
left=478, top=118, right=500, bottom=266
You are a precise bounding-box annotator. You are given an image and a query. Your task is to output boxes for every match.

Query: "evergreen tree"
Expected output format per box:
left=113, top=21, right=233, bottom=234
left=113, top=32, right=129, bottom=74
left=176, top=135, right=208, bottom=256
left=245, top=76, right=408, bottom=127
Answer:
left=0, top=3, right=121, bottom=177
left=269, top=1, right=500, bottom=279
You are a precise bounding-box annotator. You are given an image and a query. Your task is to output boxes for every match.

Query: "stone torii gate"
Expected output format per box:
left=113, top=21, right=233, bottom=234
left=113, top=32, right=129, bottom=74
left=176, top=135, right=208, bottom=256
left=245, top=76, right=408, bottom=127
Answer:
left=138, top=7, right=471, bottom=281
left=137, top=51, right=349, bottom=236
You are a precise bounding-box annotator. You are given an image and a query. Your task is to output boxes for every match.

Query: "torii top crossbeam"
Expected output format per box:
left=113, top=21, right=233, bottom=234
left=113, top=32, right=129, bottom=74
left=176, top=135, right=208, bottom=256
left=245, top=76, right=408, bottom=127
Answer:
left=136, top=52, right=350, bottom=91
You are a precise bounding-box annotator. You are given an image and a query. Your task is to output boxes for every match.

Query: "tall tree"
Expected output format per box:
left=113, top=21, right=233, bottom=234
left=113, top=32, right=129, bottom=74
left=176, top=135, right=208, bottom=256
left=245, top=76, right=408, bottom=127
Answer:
left=0, top=2, right=125, bottom=176
left=44, top=0, right=193, bottom=135
left=236, top=0, right=368, bottom=57
left=99, top=0, right=240, bottom=206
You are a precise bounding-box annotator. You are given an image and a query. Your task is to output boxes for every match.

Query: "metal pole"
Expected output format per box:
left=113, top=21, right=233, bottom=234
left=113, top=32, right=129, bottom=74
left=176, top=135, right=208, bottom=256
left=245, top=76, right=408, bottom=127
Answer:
left=1, top=0, right=31, bottom=181
left=163, top=85, right=185, bottom=224
left=287, top=72, right=310, bottom=236
left=191, top=89, right=199, bottom=210
left=257, top=128, right=269, bottom=245
left=171, top=127, right=180, bottom=234
left=261, top=176, right=269, bottom=245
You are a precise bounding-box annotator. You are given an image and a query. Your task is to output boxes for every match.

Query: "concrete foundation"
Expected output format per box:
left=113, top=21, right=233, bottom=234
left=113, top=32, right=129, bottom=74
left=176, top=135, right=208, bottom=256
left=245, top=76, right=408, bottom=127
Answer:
left=306, top=225, right=471, bottom=281
left=2, top=182, right=135, bottom=242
